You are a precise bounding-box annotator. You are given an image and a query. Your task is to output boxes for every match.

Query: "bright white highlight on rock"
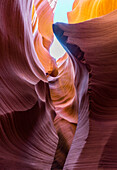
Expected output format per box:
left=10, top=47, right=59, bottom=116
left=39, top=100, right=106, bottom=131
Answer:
left=47, top=0, right=57, bottom=9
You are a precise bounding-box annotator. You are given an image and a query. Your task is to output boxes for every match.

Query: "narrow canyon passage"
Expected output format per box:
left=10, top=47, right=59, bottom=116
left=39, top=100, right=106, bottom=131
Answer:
left=0, top=0, right=117, bottom=169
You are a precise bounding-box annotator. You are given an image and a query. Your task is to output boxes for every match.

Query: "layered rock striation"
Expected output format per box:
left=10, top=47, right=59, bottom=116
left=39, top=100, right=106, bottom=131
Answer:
left=0, top=0, right=117, bottom=169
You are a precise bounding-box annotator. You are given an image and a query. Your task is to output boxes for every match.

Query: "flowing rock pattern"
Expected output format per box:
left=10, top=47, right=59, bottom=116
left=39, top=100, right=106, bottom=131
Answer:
left=48, top=53, right=78, bottom=124
left=68, top=0, right=117, bottom=23
left=0, top=0, right=58, bottom=169
left=0, top=0, right=117, bottom=169
left=32, top=0, right=58, bottom=76
left=53, top=8, right=117, bottom=170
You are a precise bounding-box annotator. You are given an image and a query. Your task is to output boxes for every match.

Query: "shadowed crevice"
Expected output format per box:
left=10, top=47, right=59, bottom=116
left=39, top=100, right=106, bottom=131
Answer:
left=53, top=23, right=85, bottom=61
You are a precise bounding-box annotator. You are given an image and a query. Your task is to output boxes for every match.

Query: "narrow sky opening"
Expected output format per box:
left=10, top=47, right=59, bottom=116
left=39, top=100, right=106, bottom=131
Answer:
left=50, top=0, right=74, bottom=60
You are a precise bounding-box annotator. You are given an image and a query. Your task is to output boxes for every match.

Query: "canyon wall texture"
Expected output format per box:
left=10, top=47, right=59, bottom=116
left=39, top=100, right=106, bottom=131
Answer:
left=0, top=0, right=58, bottom=169
left=0, top=0, right=117, bottom=169
left=53, top=6, right=117, bottom=170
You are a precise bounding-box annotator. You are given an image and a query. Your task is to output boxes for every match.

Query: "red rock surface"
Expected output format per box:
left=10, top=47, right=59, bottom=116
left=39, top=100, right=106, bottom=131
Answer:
left=53, top=9, right=117, bottom=170
left=0, top=0, right=58, bottom=169
left=0, top=0, right=117, bottom=169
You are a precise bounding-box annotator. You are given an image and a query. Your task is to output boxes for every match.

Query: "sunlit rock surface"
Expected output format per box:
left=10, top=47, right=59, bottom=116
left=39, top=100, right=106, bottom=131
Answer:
left=32, top=0, right=58, bottom=76
left=48, top=53, right=78, bottom=124
left=0, top=0, right=117, bottom=169
left=68, top=0, right=117, bottom=23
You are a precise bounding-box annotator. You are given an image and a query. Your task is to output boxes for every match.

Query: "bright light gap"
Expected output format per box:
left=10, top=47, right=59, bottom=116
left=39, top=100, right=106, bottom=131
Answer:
left=50, top=0, right=74, bottom=60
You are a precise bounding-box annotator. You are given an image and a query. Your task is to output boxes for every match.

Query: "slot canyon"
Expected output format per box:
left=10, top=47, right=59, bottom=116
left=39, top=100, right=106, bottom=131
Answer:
left=0, top=0, right=117, bottom=169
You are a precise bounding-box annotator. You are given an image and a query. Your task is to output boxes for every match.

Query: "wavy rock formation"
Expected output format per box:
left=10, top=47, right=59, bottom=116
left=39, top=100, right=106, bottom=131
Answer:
left=53, top=8, right=117, bottom=170
left=68, top=0, right=117, bottom=23
left=48, top=54, right=78, bottom=169
left=0, top=0, right=117, bottom=169
left=32, top=0, right=58, bottom=76
left=0, top=0, right=58, bottom=169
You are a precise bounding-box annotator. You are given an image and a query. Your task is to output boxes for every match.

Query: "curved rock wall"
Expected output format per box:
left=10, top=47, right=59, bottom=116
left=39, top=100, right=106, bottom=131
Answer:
left=0, top=0, right=117, bottom=169
left=53, top=7, right=117, bottom=170
left=0, top=0, right=58, bottom=169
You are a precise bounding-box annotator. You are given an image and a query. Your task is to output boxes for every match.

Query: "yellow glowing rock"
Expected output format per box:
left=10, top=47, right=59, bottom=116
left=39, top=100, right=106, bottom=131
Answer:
left=68, top=0, right=117, bottom=23
left=32, top=0, right=58, bottom=76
